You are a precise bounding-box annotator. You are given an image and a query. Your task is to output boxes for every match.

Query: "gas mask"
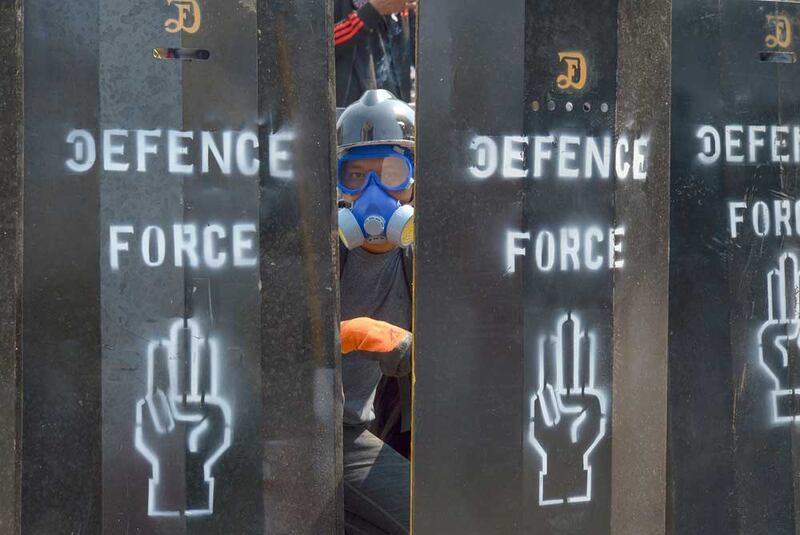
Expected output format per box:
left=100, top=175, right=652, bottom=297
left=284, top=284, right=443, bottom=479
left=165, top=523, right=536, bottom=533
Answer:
left=337, top=145, right=415, bottom=250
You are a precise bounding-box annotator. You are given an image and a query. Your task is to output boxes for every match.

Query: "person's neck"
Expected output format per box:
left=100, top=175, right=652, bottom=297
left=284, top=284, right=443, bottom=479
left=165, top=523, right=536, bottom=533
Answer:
left=361, top=242, right=397, bottom=254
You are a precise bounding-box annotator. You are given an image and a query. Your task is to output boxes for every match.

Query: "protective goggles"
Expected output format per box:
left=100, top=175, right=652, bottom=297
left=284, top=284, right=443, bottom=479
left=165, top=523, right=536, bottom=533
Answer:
left=337, top=145, right=414, bottom=195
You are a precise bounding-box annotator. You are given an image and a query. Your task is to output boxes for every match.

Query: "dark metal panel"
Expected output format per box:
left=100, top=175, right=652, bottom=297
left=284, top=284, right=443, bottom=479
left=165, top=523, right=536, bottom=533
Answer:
left=178, top=3, right=264, bottom=534
left=257, top=2, right=342, bottom=532
left=669, top=0, right=797, bottom=532
left=412, top=0, right=526, bottom=533
left=522, top=1, right=618, bottom=532
left=612, top=0, right=671, bottom=532
left=21, top=0, right=102, bottom=531
left=21, top=0, right=339, bottom=533
left=96, top=1, right=184, bottom=532
left=415, top=1, right=669, bottom=533
left=668, top=1, right=736, bottom=530
left=0, top=0, right=21, bottom=532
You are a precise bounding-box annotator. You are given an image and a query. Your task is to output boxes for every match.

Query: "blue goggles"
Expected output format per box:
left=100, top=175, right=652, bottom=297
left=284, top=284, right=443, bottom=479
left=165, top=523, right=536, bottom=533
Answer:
left=337, top=145, right=415, bottom=196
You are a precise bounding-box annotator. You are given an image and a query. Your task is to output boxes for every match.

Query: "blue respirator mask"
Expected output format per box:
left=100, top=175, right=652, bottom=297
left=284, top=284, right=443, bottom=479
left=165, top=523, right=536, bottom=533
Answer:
left=337, top=145, right=415, bottom=250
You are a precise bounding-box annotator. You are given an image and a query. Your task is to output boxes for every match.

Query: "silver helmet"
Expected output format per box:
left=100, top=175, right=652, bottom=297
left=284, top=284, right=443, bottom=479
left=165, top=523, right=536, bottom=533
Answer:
left=336, top=89, right=415, bottom=154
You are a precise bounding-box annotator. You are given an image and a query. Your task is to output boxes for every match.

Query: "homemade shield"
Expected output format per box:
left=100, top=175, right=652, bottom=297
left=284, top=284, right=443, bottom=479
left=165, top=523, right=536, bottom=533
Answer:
left=669, top=0, right=800, bottom=531
left=18, top=0, right=340, bottom=533
left=412, top=0, right=669, bottom=533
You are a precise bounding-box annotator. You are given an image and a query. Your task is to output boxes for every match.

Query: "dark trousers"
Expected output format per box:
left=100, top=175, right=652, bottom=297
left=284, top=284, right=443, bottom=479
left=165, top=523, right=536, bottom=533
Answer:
left=343, top=425, right=410, bottom=534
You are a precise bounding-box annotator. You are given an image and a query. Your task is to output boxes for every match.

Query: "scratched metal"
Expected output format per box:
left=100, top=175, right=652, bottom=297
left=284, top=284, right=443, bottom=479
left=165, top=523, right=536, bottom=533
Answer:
left=521, top=1, right=618, bottom=531
left=611, top=1, right=670, bottom=533
left=669, top=0, right=800, bottom=532
left=413, top=0, right=668, bottom=533
left=412, top=0, right=526, bottom=532
left=21, top=0, right=339, bottom=533
left=22, top=0, right=103, bottom=531
left=0, top=0, right=21, bottom=532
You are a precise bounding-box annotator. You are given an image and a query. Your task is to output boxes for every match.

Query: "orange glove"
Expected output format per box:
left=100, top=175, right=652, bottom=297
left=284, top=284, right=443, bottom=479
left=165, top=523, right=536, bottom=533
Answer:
left=341, top=317, right=410, bottom=353
left=341, top=317, right=412, bottom=376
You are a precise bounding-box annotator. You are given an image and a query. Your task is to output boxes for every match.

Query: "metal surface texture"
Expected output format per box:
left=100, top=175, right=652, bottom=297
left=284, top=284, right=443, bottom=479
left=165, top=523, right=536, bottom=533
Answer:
left=521, top=1, right=618, bottom=530
left=412, top=0, right=525, bottom=532
left=23, top=0, right=102, bottom=530
left=668, top=0, right=800, bottom=532
left=257, top=1, right=343, bottom=532
left=21, top=0, right=339, bottom=533
left=612, top=1, right=670, bottom=533
left=0, top=0, right=21, bottom=532
left=13, top=1, right=800, bottom=533
left=413, top=0, right=667, bottom=533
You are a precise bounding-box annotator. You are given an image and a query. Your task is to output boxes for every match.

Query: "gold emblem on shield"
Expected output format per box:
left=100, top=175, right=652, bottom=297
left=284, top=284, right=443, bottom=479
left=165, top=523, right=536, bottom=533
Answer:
left=766, top=14, right=792, bottom=49
left=164, top=0, right=202, bottom=34
left=556, top=51, right=587, bottom=91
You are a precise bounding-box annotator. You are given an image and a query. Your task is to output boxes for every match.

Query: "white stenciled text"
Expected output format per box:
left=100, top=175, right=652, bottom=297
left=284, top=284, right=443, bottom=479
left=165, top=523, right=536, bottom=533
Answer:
left=109, top=223, right=258, bottom=270
left=696, top=124, right=800, bottom=166
left=66, top=128, right=294, bottom=179
left=506, top=226, right=625, bottom=274
left=468, top=134, right=649, bottom=180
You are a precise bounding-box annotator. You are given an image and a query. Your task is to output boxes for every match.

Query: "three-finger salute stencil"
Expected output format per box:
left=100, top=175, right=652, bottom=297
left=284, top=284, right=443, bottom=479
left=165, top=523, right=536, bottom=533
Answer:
left=135, top=319, right=233, bottom=517
left=529, top=313, right=607, bottom=506
left=759, top=252, right=800, bottom=425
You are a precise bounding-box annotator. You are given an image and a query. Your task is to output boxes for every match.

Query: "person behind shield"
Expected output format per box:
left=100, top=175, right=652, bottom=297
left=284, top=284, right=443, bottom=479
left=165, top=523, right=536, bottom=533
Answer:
left=337, top=89, right=415, bottom=534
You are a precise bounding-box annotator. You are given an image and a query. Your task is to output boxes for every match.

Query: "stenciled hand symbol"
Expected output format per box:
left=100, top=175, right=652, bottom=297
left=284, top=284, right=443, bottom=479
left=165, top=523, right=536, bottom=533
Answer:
left=529, top=313, right=607, bottom=506
left=759, top=252, right=800, bottom=425
left=135, top=319, right=232, bottom=517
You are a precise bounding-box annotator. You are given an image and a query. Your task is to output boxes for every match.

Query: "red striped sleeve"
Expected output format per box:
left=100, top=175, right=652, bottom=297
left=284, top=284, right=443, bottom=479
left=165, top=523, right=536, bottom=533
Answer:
left=334, top=12, right=365, bottom=46
left=334, top=12, right=359, bottom=35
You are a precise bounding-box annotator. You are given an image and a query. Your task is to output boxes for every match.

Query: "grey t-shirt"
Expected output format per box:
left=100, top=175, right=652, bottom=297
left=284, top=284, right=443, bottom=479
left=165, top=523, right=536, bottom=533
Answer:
left=341, top=247, right=412, bottom=426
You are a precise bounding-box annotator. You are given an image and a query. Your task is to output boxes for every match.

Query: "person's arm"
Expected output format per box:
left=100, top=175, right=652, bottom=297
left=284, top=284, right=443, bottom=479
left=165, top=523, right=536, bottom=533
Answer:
left=341, top=317, right=412, bottom=377
left=334, top=3, right=382, bottom=47
left=334, top=0, right=416, bottom=47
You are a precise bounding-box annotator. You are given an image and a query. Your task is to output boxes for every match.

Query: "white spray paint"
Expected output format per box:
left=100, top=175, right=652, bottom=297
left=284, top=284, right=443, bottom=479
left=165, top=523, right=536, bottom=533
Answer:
left=109, top=222, right=257, bottom=270
left=528, top=314, right=608, bottom=506
left=65, top=128, right=294, bottom=178
left=506, top=226, right=625, bottom=274
left=696, top=124, right=800, bottom=165
left=468, top=134, right=649, bottom=180
left=758, top=252, right=800, bottom=426
left=134, top=319, right=233, bottom=517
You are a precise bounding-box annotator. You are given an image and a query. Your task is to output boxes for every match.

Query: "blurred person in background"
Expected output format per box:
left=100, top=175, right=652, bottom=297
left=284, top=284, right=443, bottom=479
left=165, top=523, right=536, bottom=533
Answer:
left=334, top=0, right=416, bottom=107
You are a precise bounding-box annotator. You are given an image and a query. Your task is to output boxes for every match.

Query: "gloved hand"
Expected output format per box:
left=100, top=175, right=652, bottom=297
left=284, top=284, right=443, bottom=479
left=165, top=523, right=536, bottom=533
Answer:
left=341, top=317, right=412, bottom=377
